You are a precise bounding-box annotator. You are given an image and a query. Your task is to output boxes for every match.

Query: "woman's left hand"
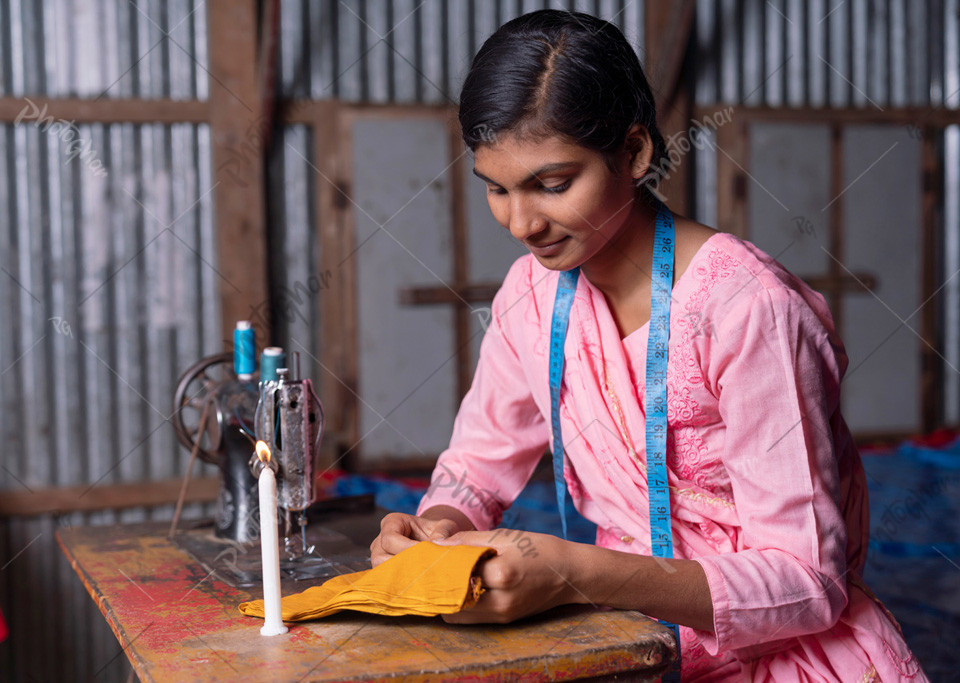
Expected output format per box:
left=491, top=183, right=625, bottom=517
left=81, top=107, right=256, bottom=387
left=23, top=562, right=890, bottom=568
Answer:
left=435, top=528, right=583, bottom=624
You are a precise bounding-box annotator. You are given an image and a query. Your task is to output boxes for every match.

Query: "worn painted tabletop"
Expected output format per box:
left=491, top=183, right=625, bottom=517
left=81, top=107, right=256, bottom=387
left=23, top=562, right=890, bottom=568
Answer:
left=57, top=517, right=677, bottom=682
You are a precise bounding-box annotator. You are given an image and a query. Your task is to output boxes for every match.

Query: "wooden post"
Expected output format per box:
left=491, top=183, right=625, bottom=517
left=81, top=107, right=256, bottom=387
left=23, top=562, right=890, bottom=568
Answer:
left=644, top=0, right=696, bottom=216
left=920, top=128, right=942, bottom=431
left=715, top=115, right=748, bottom=238
left=207, top=1, right=269, bottom=345
left=827, top=125, right=845, bottom=328
left=448, top=119, right=473, bottom=400
left=312, top=100, right=348, bottom=470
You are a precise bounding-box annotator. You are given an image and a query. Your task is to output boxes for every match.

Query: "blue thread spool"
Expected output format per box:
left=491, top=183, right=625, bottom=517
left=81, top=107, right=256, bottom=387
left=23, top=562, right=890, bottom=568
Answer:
left=233, top=321, right=256, bottom=380
left=260, top=347, right=285, bottom=382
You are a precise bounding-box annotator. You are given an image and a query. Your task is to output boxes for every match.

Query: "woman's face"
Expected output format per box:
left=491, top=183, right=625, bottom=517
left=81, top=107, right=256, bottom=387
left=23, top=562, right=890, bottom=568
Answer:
left=473, top=132, right=639, bottom=271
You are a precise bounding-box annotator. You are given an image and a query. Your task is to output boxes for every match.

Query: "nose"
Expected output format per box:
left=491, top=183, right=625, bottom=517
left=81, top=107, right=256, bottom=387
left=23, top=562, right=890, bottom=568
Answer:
left=506, top=194, right=547, bottom=242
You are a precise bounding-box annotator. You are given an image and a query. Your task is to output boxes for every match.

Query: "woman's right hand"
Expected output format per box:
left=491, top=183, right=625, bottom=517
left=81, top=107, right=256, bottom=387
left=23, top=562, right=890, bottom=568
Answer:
left=369, top=511, right=464, bottom=567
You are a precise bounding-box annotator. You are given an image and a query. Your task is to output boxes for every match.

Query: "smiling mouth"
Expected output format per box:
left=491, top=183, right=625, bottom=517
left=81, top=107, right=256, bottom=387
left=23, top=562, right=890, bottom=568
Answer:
left=526, top=236, right=568, bottom=251
left=524, top=236, right=570, bottom=258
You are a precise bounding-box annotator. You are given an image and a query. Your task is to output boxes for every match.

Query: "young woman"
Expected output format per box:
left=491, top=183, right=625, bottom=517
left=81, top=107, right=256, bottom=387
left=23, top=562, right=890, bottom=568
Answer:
left=370, top=10, right=926, bottom=682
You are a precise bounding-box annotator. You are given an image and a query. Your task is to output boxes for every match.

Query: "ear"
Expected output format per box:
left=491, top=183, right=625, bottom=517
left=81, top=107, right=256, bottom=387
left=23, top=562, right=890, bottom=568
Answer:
left=624, top=124, right=654, bottom=180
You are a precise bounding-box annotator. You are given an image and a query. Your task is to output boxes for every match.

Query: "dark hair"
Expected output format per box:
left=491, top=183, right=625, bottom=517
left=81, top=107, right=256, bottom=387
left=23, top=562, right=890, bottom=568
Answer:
left=458, top=10, right=667, bottom=184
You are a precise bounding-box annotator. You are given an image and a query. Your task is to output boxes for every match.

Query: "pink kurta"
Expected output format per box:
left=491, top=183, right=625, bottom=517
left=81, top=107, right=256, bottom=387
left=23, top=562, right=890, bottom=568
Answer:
left=418, top=232, right=926, bottom=681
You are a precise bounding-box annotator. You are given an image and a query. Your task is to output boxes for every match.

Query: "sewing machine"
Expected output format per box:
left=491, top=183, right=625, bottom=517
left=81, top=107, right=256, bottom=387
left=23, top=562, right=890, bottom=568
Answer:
left=170, top=322, right=372, bottom=586
left=252, top=349, right=322, bottom=555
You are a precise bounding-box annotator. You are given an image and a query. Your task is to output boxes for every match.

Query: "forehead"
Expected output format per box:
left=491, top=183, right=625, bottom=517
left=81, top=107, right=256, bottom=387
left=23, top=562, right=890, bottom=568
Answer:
left=473, top=133, right=599, bottom=176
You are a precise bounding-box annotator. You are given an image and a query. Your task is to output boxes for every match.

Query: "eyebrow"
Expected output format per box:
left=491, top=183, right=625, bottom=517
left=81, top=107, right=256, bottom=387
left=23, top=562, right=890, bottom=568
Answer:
left=472, top=162, right=579, bottom=187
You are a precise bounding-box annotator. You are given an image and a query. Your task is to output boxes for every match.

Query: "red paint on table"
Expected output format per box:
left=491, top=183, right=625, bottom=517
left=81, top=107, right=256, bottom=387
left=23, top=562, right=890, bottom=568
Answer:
left=57, top=521, right=676, bottom=682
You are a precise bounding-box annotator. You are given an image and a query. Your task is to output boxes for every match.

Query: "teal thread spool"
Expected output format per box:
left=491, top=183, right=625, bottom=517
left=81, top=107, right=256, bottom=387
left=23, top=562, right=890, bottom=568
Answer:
left=233, top=321, right=256, bottom=380
left=260, top=347, right=286, bottom=382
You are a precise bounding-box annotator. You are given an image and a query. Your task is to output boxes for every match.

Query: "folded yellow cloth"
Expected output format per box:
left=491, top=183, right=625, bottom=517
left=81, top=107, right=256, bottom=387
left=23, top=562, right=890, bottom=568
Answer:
left=239, top=542, right=494, bottom=622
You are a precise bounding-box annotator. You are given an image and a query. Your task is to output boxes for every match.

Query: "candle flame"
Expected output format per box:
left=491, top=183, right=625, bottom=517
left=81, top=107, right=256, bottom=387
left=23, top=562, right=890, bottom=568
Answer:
left=256, top=440, right=271, bottom=464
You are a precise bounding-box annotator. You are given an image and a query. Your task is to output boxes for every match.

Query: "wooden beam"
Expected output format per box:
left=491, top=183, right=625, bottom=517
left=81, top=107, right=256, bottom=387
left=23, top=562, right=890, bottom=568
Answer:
left=695, top=104, right=960, bottom=128
left=0, top=96, right=208, bottom=124
left=803, top=272, right=877, bottom=294
left=398, top=283, right=501, bottom=305
left=207, top=1, right=270, bottom=345
left=283, top=100, right=454, bottom=124
left=0, top=477, right=219, bottom=517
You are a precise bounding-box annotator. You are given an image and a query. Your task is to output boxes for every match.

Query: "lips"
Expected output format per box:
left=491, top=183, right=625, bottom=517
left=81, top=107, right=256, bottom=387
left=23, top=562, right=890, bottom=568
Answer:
left=525, top=236, right=569, bottom=257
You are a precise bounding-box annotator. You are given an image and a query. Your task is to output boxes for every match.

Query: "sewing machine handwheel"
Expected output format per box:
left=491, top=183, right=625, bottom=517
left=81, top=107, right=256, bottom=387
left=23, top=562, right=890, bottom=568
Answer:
left=172, top=352, right=235, bottom=464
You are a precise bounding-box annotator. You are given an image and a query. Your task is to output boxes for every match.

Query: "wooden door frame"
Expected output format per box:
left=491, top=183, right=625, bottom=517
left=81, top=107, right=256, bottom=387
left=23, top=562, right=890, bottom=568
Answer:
left=703, top=104, right=950, bottom=440
left=289, top=101, right=470, bottom=470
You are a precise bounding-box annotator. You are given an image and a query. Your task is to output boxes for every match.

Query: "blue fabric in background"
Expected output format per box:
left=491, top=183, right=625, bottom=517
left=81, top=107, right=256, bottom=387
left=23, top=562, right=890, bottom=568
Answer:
left=333, top=474, right=597, bottom=543
left=336, top=437, right=960, bottom=679
left=861, top=438, right=960, bottom=681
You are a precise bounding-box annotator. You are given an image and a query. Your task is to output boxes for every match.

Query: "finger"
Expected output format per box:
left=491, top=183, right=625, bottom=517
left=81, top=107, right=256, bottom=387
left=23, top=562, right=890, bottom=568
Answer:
left=370, top=544, right=388, bottom=567
left=441, top=590, right=511, bottom=625
left=378, top=529, right=420, bottom=557
left=379, top=512, right=413, bottom=536
left=433, top=530, right=495, bottom=546
left=424, top=518, right=460, bottom=541
left=369, top=532, right=390, bottom=565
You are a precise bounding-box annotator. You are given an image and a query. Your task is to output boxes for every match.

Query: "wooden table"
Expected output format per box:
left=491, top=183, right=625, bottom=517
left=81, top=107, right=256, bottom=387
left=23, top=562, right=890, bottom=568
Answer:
left=57, top=514, right=677, bottom=682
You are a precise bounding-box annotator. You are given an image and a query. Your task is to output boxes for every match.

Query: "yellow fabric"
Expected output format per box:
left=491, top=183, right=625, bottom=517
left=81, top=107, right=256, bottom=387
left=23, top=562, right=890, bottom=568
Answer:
left=239, top=542, right=493, bottom=622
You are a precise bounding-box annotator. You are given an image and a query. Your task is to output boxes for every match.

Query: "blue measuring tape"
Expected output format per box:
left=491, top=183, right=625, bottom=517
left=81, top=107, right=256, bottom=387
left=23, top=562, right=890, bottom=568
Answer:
left=549, top=267, right=580, bottom=541
left=548, top=202, right=681, bottom=680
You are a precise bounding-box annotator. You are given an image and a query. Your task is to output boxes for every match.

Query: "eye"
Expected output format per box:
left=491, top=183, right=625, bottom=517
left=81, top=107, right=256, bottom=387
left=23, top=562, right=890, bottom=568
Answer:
left=486, top=185, right=507, bottom=196
left=541, top=180, right=571, bottom=194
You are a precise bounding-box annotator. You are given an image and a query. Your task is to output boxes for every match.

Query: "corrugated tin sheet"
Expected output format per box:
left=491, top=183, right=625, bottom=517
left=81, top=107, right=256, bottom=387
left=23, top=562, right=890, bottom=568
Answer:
left=0, top=0, right=208, bottom=98
left=1, top=0, right=216, bottom=675
left=0, top=120, right=221, bottom=486
left=695, top=0, right=960, bottom=109
left=267, top=124, right=322, bottom=384
left=0, top=118, right=221, bottom=681
left=691, top=0, right=960, bottom=427
left=277, top=0, right=646, bottom=103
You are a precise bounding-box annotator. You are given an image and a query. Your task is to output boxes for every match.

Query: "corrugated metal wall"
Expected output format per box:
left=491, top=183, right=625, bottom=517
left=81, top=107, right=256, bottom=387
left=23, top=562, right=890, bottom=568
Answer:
left=693, top=0, right=960, bottom=228
left=0, top=1, right=217, bottom=681
left=270, top=0, right=648, bottom=459
left=0, top=0, right=208, bottom=98
left=267, top=124, right=322, bottom=384
left=694, top=0, right=959, bottom=108
left=691, top=0, right=960, bottom=426
left=276, top=0, right=646, bottom=102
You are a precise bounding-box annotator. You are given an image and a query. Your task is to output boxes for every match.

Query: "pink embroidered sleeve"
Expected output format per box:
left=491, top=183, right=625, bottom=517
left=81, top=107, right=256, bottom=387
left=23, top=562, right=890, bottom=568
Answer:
left=693, top=283, right=850, bottom=654
left=416, top=261, right=549, bottom=530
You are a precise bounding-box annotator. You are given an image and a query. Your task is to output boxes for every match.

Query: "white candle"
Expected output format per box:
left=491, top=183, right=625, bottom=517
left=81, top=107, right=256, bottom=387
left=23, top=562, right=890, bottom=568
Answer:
left=256, top=441, right=288, bottom=636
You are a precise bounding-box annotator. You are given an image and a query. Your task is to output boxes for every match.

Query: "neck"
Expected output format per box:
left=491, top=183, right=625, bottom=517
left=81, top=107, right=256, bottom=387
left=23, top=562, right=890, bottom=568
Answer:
left=580, top=198, right=658, bottom=304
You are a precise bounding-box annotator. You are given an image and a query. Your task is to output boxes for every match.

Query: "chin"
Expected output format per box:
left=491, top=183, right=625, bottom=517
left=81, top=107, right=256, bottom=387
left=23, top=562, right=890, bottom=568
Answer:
left=531, top=253, right=582, bottom=272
